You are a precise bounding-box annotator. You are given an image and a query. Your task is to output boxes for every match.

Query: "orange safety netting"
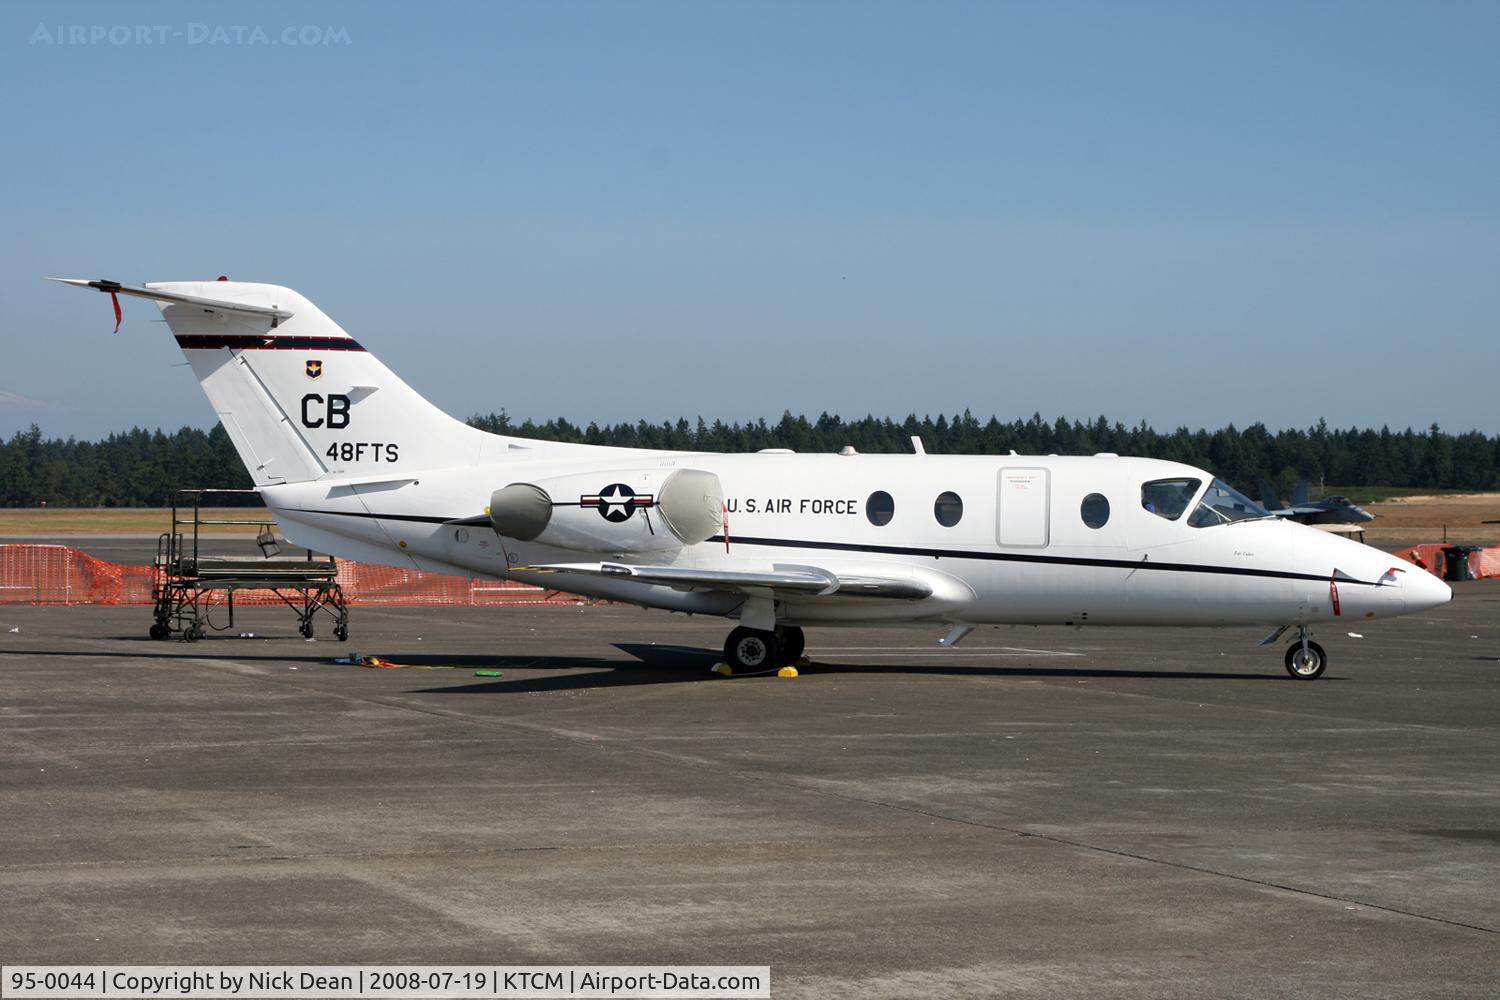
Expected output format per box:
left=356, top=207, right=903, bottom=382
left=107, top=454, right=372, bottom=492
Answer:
left=1470, top=546, right=1500, bottom=580
left=0, top=544, right=578, bottom=606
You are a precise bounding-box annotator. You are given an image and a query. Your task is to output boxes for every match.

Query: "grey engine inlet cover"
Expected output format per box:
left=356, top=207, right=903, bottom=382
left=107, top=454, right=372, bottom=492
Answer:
left=489, top=483, right=553, bottom=540
left=656, top=469, right=724, bottom=544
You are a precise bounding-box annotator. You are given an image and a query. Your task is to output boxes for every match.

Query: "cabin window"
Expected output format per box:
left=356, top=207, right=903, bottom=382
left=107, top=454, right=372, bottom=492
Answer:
left=866, top=490, right=895, bottom=526
left=1141, top=478, right=1201, bottom=521
left=934, top=491, right=963, bottom=527
left=1080, top=493, right=1110, bottom=528
left=1188, top=479, right=1271, bottom=527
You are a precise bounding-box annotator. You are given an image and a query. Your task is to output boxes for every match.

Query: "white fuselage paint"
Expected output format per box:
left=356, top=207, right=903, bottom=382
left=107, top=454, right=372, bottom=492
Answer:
left=262, top=451, right=1449, bottom=629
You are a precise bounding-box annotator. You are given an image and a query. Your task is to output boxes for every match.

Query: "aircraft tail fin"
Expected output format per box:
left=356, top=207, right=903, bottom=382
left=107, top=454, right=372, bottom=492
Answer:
left=1257, top=480, right=1282, bottom=510
left=53, top=278, right=497, bottom=486
left=1292, top=479, right=1310, bottom=506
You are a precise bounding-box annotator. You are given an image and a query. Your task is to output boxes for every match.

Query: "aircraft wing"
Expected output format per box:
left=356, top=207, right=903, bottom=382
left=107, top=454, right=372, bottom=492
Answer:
left=518, top=562, right=934, bottom=600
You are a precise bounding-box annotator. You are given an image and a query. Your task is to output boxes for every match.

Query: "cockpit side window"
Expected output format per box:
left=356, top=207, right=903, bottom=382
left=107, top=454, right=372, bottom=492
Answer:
left=1141, top=478, right=1201, bottom=521
left=1188, top=479, right=1271, bottom=527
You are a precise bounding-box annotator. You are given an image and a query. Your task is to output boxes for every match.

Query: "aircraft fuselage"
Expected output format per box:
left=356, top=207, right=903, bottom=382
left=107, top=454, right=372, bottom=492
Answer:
left=262, top=452, right=1445, bottom=630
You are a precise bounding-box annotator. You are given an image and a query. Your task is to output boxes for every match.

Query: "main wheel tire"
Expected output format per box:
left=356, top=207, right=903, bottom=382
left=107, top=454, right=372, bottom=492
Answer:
left=780, top=626, right=806, bottom=664
left=725, top=627, right=781, bottom=673
left=1284, top=640, right=1327, bottom=680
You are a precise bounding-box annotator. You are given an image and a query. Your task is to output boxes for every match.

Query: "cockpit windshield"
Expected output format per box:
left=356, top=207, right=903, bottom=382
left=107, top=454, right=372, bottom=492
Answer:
left=1188, top=479, right=1272, bottom=527
left=1141, top=478, right=1201, bottom=521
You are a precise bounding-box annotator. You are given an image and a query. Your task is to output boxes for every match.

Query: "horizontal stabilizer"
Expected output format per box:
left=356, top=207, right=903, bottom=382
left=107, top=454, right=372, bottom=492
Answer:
left=49, top=278, right=294, bottom=322
left=518, top=562, right=933, bottom=600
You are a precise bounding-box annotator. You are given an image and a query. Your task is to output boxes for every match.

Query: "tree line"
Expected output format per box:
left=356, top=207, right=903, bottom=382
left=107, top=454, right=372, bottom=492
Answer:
left=0, top=424, right=253, bottom=508
left=2, top=412, right=1498, bottom=508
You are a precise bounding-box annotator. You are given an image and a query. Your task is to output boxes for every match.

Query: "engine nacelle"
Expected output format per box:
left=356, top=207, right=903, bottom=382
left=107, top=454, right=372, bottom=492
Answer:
left=489, top=468, right=724, bottom=554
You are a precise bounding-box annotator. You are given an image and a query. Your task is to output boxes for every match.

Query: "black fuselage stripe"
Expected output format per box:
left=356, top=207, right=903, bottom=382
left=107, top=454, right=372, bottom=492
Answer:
left=709, top=534, right=1361, bottom=585
left=282, top=507, right=1371, bottom=587
left=289, top=508, right=447, bottom=524
left=175, top=335, right=366, bottom=352
left=551, top=500, right=657, bottom=508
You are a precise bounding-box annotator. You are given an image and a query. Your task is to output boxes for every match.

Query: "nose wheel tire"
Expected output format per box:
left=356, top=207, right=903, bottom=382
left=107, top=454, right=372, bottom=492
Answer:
left=725, top=627, right=782, bottom=673
left=1285, top=640, right=1327, bottom=680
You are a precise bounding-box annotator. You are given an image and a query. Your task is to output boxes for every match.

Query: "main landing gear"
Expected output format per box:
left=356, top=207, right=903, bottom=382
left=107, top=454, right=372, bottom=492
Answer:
left=1284, top=625, right=1327, bottom=680
left=723, top=625, right=805, bottom=673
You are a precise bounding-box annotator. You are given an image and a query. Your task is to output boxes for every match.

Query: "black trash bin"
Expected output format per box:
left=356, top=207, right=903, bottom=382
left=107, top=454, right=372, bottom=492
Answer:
left=1442, top=546, right=1478, bottom=582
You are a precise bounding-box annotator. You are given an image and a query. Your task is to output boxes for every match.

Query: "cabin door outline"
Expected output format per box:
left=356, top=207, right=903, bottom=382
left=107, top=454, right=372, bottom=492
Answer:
left=996, top=467, right=1050, bottom=548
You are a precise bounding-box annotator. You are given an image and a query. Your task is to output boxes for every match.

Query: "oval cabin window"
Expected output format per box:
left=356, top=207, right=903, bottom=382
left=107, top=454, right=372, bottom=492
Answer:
left=934, top=491, right=963, bottom=527
left=1080, top=493, right=1110, bottom=529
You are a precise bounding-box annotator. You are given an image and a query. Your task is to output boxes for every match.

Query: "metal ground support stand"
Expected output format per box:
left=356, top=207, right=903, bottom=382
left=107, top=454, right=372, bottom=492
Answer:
left=151, top=489, right=349, bottom=642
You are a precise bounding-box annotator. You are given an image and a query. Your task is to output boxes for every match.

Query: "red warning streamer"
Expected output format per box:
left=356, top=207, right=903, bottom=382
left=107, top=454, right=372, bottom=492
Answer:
left=1329, top=571, right=1342, bottom=617
left=110, top=292, right=122, bottom=334
left=721, top=502, right=731, bottom=553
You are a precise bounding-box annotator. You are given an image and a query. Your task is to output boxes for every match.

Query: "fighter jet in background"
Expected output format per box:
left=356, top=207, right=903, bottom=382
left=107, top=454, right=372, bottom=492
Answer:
left=1258, top=480, right=1376, bottom=525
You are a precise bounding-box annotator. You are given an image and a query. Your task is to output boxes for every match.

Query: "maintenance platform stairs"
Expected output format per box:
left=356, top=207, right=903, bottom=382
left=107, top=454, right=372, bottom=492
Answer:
left=150, top=489, right=349, bottom=642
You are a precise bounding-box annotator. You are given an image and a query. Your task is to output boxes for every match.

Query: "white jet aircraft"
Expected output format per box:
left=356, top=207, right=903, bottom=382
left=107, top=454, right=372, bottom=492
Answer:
left=54, top=277, right=1451, bottom=679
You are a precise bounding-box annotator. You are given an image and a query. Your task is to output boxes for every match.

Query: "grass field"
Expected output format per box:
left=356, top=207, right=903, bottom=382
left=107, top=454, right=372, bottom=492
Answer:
left=1362, top=493, right=1500, bottom=544
left=1319, top=485, right=1482, bottom=504
left=0, top=508, right=274, bottom=535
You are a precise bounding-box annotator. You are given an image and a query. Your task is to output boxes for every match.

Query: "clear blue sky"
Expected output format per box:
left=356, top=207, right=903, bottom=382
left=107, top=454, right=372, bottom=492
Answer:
left=2, top=1, right=1497, bottom=440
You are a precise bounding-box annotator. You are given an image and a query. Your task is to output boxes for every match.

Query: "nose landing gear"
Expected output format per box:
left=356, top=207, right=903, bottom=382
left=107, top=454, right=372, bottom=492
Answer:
left=1284, top=625, right=1327, bottom=680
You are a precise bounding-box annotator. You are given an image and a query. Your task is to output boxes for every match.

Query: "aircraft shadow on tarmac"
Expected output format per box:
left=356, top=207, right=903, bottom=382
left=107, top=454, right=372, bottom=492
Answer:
left=6, top=638, right=1313, bottom=695
left=410, top=642, right=1305, bottom=694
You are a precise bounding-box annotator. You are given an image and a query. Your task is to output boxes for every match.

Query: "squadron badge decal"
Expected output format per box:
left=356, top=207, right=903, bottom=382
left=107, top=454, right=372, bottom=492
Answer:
left=305, top=359, right=323, bottom=380
left=580, top=484, right=655, bottom=523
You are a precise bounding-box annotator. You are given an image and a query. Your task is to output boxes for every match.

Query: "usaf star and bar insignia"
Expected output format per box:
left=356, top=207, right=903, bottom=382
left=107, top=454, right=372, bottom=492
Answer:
left=580, top=483, right=656, bottom=523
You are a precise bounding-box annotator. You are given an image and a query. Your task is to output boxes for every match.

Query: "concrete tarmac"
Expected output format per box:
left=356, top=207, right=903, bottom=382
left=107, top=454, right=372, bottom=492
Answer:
left=1, top=592, right=1497, bottom=998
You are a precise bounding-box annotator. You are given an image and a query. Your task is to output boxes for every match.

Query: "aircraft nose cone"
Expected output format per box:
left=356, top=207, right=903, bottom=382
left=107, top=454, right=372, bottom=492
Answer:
left=1405, top=566, right=1452, bottom=612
